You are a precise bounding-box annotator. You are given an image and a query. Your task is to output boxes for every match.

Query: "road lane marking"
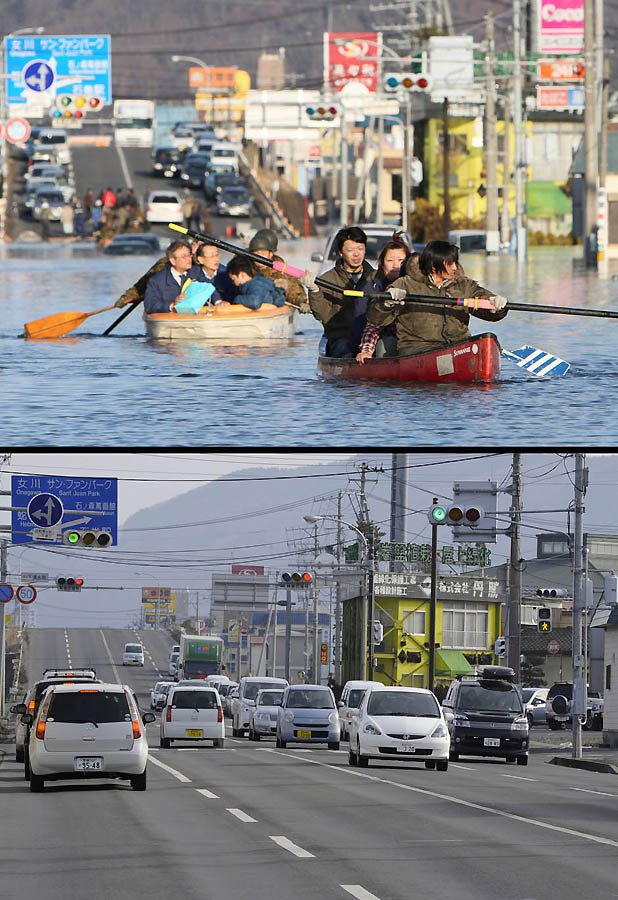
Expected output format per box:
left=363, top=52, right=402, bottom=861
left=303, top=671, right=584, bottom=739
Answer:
left=269, top=836, right=314, bottom=858
left=148, top=754, right=191, bottom=783
left=500, top=774, right=538, bottom=782
left=64, top=629, right=72, bottom=667
left=227, top=808, right=257, bottom=823
left=98, top=629, right=121, bottom=683
left=572, top=788, right=618, bottom=798
left=341, top=886, right=381, bottom=900
left=262, top=749, right=618, bottom=849
left=197, top=788, right=219, bottom=799
left=450, top=764, right=474, bottom=770
left=116, top=144, right=133, bottom=189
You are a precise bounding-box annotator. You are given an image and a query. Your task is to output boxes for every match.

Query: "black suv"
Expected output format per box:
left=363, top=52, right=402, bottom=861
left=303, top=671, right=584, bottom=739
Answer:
left=442, top=665, right=529, bottom=764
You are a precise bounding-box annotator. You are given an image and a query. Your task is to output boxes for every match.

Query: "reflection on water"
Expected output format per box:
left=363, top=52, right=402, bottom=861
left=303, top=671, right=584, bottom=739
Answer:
left=2, top=239, right=618, bottom=447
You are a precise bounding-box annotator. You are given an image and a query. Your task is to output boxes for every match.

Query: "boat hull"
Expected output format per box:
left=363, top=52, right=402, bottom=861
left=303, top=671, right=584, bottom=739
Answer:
left=144, top=303, right=297, bottom=340
left=317, top=333, right=501, bottom=383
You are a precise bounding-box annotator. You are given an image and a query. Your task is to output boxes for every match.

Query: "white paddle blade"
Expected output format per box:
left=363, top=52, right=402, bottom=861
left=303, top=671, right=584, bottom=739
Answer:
left=502, top=345, right=570, bottom=377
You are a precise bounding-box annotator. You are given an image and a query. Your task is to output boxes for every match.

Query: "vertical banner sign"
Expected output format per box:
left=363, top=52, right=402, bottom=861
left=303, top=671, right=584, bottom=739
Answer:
left=324, top=32, right=381, bottom=93
left=538, top=0, right=584, bottom=54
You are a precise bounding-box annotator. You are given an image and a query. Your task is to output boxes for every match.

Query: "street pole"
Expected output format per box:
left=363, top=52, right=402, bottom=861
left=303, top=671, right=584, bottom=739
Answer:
left=335, top=492, right=343, bottom=685
left=572, top=453, right=587, bottom=759
left=0, top=540, right=7, bottom=716
left=513, top=0, right=527, bottom=262
left=500, top=90, right=511, bottom=249
left=507, top=452, right=522, bottom=682
left=485, top=12, right=499, bottom=254
left=340, top=110, right=348, bottom=226
left=367, top=531, right=375, bottom=680
left=402, top=93, right=411, bottom=230
left=428, top=502, right=438, bottom=693
left=442, top=97, right=450, bottom=236
left=376, top=115, right=384, bottom=222
left=390, top=452, right=407, bottom=573
left=285, top=586, right=292, bottom=682
left=583, top=0, right=598, bottom=266
left=313, top=523, right=320, bottom=683
left=272, top=586, right=278, bottom=678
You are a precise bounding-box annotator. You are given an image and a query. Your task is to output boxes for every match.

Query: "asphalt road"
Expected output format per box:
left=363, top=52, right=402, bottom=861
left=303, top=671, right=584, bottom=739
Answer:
left=2, top=627, right=618, bottom=900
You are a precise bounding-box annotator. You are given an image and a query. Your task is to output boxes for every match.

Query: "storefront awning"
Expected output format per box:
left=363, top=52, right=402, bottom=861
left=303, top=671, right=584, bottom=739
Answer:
left=435, top=649, right=475, bottom=676
left=527, top=181, right=571, bottom=217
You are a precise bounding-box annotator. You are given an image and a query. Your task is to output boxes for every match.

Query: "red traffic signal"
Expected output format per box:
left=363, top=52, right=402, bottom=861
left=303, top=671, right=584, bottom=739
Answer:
left=56, top=577, right=84, bottom=592
left=281, top=571, right=313, bottom=585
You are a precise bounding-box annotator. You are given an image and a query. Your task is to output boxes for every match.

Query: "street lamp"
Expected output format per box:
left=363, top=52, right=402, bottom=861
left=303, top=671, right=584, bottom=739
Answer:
left=304, top=514, right=373, bottom=681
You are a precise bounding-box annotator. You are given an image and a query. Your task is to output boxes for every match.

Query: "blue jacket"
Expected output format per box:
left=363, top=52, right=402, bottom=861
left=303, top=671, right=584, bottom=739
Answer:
left=232, top=273, right=286, bottom=310
left=144, top=264, right=203, bottom=314
left=191, top=263, right=236, bottom=303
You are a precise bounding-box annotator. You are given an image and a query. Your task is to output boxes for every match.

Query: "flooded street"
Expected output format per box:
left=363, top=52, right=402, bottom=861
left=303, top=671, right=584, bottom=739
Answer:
left=2, top=237, right=618, bottom=447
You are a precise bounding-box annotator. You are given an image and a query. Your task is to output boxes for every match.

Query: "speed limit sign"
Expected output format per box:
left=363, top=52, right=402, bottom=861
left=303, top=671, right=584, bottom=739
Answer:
left=16, top=584, right=37, bottom=604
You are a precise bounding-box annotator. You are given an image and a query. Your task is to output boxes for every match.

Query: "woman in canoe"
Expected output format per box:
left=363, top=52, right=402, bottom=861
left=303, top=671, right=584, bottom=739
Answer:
left=366, top=240, right=508, bottom=358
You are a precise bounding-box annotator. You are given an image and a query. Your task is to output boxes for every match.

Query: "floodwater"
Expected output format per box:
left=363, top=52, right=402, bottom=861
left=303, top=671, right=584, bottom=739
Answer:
left=2, top=237, right=618, bottom=447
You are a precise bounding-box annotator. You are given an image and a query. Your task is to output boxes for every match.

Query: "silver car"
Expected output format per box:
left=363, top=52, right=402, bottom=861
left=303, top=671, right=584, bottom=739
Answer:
left=249, top=688, right=284, bottom=740
left=276, top=684, right=340, bottom=750
left=521, top=687, right=549, bottom=726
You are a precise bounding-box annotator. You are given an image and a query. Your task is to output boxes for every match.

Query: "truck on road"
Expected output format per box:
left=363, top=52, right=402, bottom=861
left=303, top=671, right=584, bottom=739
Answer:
left=113, top=99, right=155, bottom=147
left=176, top=634, right=224, bottom=681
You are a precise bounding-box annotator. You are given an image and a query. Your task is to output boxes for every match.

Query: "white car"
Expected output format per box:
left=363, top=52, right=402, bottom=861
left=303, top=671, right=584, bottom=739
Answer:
left=231, top=676, right=289, bottom=737
left=146, top=190, right=184, bottom=224
left=160, top=684, right=225, bottom=748
left=24, top=682, right=155, bottom=792
left=150, top=680, right=174, bottom=709
left=249, top=688, right=285, bottom=740
left=168, top=652, right=179, bottom=677
left=123, top=643, right=144, bottom=666
left=348, top=684, right=450, bottom=771
left=337, top=680, right=374, bottom=740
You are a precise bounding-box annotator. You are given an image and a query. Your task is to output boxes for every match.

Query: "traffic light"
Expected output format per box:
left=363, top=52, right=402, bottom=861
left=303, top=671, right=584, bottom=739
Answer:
left=56, top=577, right=84, bottom=592
left=428, top=503, right=482, bottom=527
left=536, top=588, right=568, bottom=598
left=372, top=621, right=384, bottom=644
left=281, top=571, right=313, bottom=586
left=53, top=94, right=104, bottom=118
left=494, top=636, right=506, bottom=656
left=384, top=73, right=431, bottom=92
left=450, top=480, right=498, bottom=543
left=305, top=104, right=339, bottom=120
left=63, top=529, right=112, bottom=548
left=537, top=607, right=552, bottom=633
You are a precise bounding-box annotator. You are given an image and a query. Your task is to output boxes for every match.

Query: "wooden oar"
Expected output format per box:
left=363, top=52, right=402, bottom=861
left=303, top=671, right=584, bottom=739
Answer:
left=24, top=304, right=117, bottom=340
left=101, top=298, right=142, bottom=337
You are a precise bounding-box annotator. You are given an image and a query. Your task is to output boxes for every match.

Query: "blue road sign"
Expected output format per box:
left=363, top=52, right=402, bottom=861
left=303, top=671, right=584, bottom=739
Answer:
left=0, top=584, right=14, bottom=604
left=23, top=60, right=55, bottom=92
left=12, top=474, right=118, bottom=546
left=5, top=34, right=112, bottom=106
left=27, top=492, right=63, bottom=527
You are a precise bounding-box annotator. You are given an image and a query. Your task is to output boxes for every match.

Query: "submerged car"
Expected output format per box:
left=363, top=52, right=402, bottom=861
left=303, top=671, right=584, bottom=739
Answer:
left=103, top=234, right=161, bottom=255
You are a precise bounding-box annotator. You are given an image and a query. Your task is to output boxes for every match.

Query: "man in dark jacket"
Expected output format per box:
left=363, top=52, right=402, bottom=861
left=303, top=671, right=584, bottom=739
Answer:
left=144, top=240, right=200, bottom=314
left=227, top=256, right=286, bottom=309
left=303, top=226, right=375, bottom=357
left=248, top=229, right=310, bottom=313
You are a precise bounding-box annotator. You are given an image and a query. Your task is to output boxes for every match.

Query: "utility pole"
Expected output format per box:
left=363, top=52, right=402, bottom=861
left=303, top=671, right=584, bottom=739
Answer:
left=572, top=453, right=588, bottom=759
left=284, top=584, right=292, bottom=682
left=313, top=523, right=320, bottom=684
left=484, top=12, right=499, bottom=254
left=442, top=98, right=450, bottom=236
left=390, top=453, right=407, bottom=572
left=401, top=93, right=411, bottom=230
left=428, top=499, right=438, bottom=693
left=507, top=453, right=522, bottom=682
left=0, top=540, right=7, bottom=716
left=500, top=90, right=511, bottom=249
left=512, top=0, right=527, bottom=262
left=335, top=490, right=343, bottom=685
left=340, top=110, right=349, bottom=226
left=376, top=116, right=384, bottom=222
left=582, top=0, right=598, bottom=266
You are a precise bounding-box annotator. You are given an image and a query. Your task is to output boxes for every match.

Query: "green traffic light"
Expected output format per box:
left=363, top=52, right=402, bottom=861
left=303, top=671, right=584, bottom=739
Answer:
left=431, top=506, right=447, bottom=523
left=67, top=532, right=79, bottom=544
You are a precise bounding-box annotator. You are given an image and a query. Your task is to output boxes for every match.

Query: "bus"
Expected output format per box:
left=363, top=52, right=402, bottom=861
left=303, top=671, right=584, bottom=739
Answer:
left=113, top=99, right=155, bottom=147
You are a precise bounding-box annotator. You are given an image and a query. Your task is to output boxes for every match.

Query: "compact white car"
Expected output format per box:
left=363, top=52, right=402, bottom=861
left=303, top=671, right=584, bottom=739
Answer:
left=150, top=680, right=174, bottom=709
left=146, top=190, right=184, bottom=224
left=231, top=676, right=289, bottom=737
left=338, top=680, right=374, bottom=740
left=168, top=652, right=179, bottom=677
left=122, top=643, right=144, bottom=666
left=348, top=685, right=450, bottom=770
left=160, top=684, right=225, bottom=748
left=24, top=682, right=154, bottom=792
left=249, top=688, right=285, bottom=740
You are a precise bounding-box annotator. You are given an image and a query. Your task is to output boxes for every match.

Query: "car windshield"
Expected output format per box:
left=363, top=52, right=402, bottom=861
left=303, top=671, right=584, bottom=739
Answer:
left=258, top=691, right=284, bottom=706
left=125, top=645, right=142, bottom=653
left=244, top=681, right=284, bottom=701
left=521, top=689, right=536, bottom=703
left=286, top=689, right=334, bottom=709
left=172, top=691, right=217, bottom=709
left=151, top=195, right=178, bottom=204
left=367, top=691, right=440, bottom=717
left=38, top=192, right=64, bottom=202
left=347, top=689, right=366, bottom=708
left=459, top=683, right=523, bottom=713
left=48, top=690, right=130, bottom=723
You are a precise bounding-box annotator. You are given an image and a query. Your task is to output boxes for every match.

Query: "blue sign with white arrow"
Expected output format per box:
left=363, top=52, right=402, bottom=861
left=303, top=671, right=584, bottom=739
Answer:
left=22, top=60, right=55, bottom=92
left=12, top=474, right=118, bottom=545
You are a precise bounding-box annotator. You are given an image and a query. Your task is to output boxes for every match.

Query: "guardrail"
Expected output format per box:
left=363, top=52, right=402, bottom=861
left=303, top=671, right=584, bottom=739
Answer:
left=238, top=149, right=298, bottom=241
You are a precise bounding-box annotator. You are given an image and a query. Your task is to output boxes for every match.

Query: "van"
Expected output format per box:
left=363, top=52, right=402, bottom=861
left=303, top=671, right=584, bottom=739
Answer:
left=337, top=680, right=374, bottom=740
left=205, top=674, right=230, bottom=691
left=448, top=229, right=487, bottom=253
left=231, top=676, right=288, bottom=737
left=160, top=683, right=225, bottom=748
left=33, top=129, right=70, bottom=165
left=208, top=141, right=239, bottom=175
left=122, top=643, right=144, bottom=666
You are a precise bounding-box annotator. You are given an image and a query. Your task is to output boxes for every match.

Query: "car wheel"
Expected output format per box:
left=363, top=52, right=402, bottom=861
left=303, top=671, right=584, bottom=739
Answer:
left=16, top=747, right=24, bottom=764
left=328, top=741, right=340, bottom=751
left=357, top=742, right=369, bottom=767
left=131, top=770, right=147, bottom=791
left=30, top=773, right=44, bottom=793
left=160, top=737, right=171, bottom=748
left=232, top=727, right=239, bottom=737
left=527, top=714, right=534, bottom=728
left=436, top=760, right=448, bottom=772
left=24, top=750, right=30, bottom=780
left=348, top=748, right=358, bottom=766
left=213, top=738, right=225, bottom=749
left=276, top=737, right=286, bottom=749
left=505, top=755, right=517, bottom=763
left=449, top=750, right=459, bottom=761
left=582, top=713, right=595, bottom=731
left=425, top=761, right=436, bottom=769
left=547, top=719, right=563, bottom=730
left=516, top=755, right=528, bottom=766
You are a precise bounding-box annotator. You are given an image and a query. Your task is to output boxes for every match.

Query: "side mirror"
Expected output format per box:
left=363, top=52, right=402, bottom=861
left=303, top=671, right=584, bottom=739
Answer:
left=11, top=703, right=26, bottom=715
left=443, top=710, right=454, bottom=722
left=337, top=701, right=344, bottom=708
left=20, top=713, right=34, bottom=725
left=311, top=252, right=324, bottom=263
left=142, top=712, right=156, bottom=724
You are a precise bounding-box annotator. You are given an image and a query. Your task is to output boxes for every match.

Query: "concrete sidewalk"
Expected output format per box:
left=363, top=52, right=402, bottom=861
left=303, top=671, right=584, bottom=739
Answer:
left=529, top=727, right=618, bottom=773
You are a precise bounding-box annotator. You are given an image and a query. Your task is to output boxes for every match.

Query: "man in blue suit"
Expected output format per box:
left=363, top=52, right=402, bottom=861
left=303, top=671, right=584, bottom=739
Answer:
left=144, top=240, right=200, bottom=313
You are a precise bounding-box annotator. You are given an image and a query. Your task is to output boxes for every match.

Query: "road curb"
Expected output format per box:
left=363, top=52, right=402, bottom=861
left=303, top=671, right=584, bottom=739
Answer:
left=548, top=755, right=618, bottom=774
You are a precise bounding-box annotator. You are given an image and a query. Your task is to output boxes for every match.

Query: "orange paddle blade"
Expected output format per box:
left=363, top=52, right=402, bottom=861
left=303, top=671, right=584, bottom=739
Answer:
left=24, top=305, right=116, bottom=339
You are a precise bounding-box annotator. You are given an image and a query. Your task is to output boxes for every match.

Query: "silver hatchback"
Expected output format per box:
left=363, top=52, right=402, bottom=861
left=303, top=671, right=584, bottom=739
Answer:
left=276, top=684, right=340, bottom=750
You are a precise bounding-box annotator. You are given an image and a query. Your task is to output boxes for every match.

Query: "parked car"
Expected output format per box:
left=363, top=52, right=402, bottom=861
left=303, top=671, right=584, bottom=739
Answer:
left=168, top=652, right=180, bottom=677
left=249, top=688, right=285, bottom=740
left=224, top=685, right=239, bottom=718
left=22, top=181, right=59, bottom=217
left=22, top=681, right=154, bottom=792
left=179, top=152, right=211, bottom=189
left=203, top=172, right=247, bottom=201
left=145, top=190, right=184, bottom=225
left=122, top=642, right=144, bottom=666
left=545, top=682, right=604, bottom=730
left=25, top=164, right=69, bottom=187
left=152, top=146, right=184, bottom=178
left=311, top=224, right=419, bottom=267
left=232, top=676, right=289, bottom=737
left=102, top=234, right=161, bottom=255
left=521, top=687, right=549, bottom=726
left=160, top=683, right=224, bottom=748
left=337, top=680, right=374, bottom=740
left=448, top=229, right=487, bottom=252
left=32, top=128, right=71, bottom=165
left=441, top=665, right=529, bottom=764
left=150, top=680, right=174, bottom=709
left=216, top=186, right=252, bottom=217
left=348, top=684, right=449, bottom=770
left=276, top=684, right=340, bottom=749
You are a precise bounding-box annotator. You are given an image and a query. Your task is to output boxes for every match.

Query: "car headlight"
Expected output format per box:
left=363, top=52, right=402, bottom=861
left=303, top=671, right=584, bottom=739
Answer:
left=284, top=710, right=294, bottom=723
left=363, top=720, right=381, bottom=735
left=328, top=712, right=338, bottom=725
left=454, top=715, right=470, bottom=727
left=512, top=717, right=529, bottom=731
left=430, top=721, right=448, bottom=739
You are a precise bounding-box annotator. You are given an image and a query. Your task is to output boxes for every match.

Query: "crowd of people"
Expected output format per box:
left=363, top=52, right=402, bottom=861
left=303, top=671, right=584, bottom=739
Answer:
left=114, top=223, right=509, bottom=362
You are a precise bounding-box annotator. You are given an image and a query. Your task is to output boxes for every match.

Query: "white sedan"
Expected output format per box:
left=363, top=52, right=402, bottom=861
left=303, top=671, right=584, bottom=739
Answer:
left=146, top=190, right=184, bottom=225
left=348, top=684, right=450, bottom=770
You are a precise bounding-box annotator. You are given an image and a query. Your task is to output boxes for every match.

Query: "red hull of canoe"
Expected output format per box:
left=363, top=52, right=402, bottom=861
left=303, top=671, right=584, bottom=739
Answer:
left=317, top=333, right=501, bottom=384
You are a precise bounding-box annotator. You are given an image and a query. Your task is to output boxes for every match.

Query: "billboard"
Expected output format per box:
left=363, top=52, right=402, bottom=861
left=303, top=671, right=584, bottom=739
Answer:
left=231, top=565, right=265, bottom=575
left=536, top=85, right=585, bottom=109
left=538, top=0, right=584, bottom=54
left=324, top=32, right=381, bottom=93
left=141, top=587, right=176, bottom=626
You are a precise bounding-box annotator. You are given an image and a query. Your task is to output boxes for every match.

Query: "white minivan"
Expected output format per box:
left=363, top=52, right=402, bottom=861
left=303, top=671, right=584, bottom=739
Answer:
left=338, top=680, right=374, bottom=741
left=208, top=141, right=239, bottom=175
left=231, top=676, right=288, bottom=737
left=160, top=684, right=225, bottom=748
left=123, top=643, right=144, bottom=666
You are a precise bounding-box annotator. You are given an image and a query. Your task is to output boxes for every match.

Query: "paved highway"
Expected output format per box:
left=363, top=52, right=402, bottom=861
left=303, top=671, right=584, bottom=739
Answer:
left=2, top=627, right=618, bottom=900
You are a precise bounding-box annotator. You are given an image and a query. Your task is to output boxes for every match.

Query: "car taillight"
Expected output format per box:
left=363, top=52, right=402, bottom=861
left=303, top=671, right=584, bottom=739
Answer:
left=166, top=705, right=172, bottom=722
left=35, top=719, right=46, bottom=739
left=28, top=699, right=35, bottom=713
left=132, top=719, right=142, bottom=739
left=217, top=706, right=223, bottom=723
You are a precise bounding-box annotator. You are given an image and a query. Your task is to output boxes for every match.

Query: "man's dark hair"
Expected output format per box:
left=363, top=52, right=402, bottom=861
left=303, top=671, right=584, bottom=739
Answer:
left=334, top=226, right=367, bottom=254
left=418, top=240, right=459, bottom=277
left=227, top=255, right=255, bottom=278
left=166, top=240, right=192, bottom=261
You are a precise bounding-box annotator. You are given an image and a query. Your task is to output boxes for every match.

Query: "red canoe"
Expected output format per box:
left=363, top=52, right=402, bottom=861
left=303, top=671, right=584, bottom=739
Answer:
left=317, top=333, right=501, bottom=384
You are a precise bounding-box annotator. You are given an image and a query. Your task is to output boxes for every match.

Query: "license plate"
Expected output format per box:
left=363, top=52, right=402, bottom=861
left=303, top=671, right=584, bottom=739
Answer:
left=74, top=757, right=103, bottom=771
left=297, top=730, right=312, bottom=738
left=484, top=737, right=500, bottom=747
left=186, top=729, right=203, bottom=738
left=400, top=743, right=416, bottom=752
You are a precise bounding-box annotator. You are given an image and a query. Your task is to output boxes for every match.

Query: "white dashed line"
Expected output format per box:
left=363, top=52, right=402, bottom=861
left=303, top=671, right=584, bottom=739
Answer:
left=64, top=629, right=72, bottom=666
left=450, top=763, right=474, bottom=770
left=196, top=788, right=219, bottom=799
left=572, top=787, right=618, bottom=798
left=227, top=808, right=257, bottom=823
left=148, top=755, right=192, bottom=783
left=341, top=886, right=382, bottom=900
left=269, top=835, right=315, bottom=858
left=500, top=774, right=538, bottom=782
left=98, top=629, right=121, bottom=683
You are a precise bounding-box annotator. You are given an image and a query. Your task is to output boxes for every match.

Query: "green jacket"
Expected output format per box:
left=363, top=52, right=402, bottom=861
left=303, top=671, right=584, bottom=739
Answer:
left=258, top=254, right=310, bottom=312
left=117, top=256, right=169, bottom=307
left=308, top=259, right=375, bottom=345
left=367, top=272, right=507, bottom=356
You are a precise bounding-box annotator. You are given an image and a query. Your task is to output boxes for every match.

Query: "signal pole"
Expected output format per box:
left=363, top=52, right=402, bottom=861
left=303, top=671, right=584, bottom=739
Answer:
left=572, top=453, right=588, bottom=759
left=583, top=0, right=598, bottom=266
left=0, top=540, right=7, bottom=716
left=428, top=499, right=438, bottom=692
left=484, top=12, right=499, bottom=254
left=507, top=453, right=522, bottom=681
